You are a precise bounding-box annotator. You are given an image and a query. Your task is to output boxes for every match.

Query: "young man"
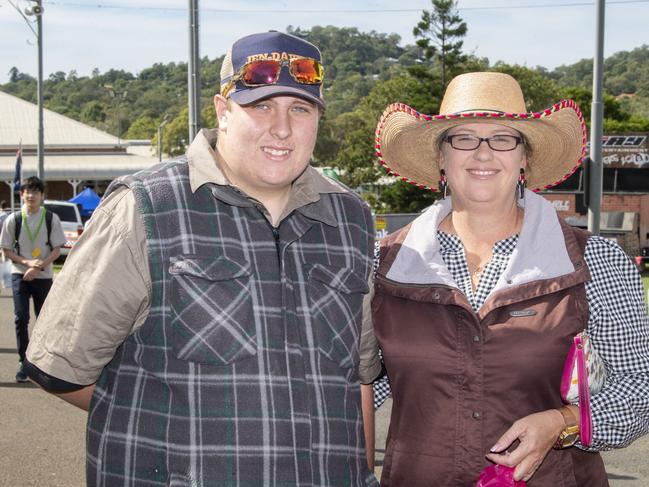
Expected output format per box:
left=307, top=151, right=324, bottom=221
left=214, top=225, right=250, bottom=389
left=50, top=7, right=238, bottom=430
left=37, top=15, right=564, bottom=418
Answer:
left=25, top=32, right=377, bottom=486
left=0, top=177, right=65, bottom=382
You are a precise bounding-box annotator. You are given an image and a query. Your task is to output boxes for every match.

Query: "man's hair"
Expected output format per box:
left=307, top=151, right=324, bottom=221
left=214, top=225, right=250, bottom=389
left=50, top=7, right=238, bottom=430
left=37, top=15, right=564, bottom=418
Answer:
left=0, top=200, right=7, bottom=210
left=20, top=176, right=45, bottom=193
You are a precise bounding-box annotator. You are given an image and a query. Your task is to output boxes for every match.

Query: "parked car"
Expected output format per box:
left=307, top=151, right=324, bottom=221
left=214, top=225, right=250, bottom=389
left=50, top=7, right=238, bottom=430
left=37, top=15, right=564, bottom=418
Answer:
left=43, top=200, right=84, bottom=257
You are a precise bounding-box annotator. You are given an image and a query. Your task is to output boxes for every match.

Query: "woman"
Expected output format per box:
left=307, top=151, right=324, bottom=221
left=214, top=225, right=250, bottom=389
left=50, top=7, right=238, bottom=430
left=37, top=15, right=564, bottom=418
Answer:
left=360, top=72, right=649, bottom=486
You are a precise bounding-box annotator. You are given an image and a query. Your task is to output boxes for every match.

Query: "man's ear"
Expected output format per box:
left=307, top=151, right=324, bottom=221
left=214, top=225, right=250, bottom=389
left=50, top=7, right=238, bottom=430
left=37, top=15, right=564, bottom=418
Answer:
left=214, top=95, right=229, bottom=130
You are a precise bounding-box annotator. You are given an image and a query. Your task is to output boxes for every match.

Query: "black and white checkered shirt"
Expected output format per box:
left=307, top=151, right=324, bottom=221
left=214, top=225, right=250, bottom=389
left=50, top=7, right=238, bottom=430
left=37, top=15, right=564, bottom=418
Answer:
left=373, top=232, right=649, bottom=450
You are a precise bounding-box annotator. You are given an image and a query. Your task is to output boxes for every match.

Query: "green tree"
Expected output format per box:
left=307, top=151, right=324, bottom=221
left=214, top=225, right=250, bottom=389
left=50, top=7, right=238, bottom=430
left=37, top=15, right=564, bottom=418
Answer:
left=379, top=180, right=437, bottom=213
left=126, top=115, right=157, bottom=139
left=492, top=64, right=561, bottom=111
left=80, top=101, right=107, bottom=124
left=413, top=0, right=467, bottom=86
left=332, top=74, right=440, bottom=194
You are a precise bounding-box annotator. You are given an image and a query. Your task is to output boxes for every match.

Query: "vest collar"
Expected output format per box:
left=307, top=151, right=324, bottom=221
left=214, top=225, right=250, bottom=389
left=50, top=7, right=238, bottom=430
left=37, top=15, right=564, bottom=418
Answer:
left=386, top=190, right=577, bottom=292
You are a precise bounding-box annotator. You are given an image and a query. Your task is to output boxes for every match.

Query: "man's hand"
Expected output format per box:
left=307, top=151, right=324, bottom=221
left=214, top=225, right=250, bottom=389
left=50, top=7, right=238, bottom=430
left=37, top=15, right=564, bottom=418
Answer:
left=485, top=409, right=565, bottom=482
left=23, top=258, right=44, bottom=269
left=22, top=267, right=41, bottom=281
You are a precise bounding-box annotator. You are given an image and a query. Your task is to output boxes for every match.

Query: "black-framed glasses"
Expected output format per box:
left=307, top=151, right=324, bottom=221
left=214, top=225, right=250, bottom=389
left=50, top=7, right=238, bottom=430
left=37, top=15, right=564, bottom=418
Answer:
left=221, top=57, right=324, bottom=98
left=444, top=134, right=523, bottom=152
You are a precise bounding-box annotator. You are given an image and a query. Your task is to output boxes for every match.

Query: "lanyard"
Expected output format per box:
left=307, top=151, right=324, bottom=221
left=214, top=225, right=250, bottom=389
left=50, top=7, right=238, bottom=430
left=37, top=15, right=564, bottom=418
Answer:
left=21, top=208, right=45, bottom=245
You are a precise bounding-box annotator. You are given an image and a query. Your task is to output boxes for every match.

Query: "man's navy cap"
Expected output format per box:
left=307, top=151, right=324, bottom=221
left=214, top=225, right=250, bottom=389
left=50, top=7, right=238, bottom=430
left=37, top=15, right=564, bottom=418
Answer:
left=220, top=31, right=325, bottom=109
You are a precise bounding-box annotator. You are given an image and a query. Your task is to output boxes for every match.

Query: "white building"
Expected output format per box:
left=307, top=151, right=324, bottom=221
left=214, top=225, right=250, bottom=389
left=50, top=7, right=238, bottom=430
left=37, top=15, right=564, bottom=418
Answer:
left=0, top=90, right=159, bottom=202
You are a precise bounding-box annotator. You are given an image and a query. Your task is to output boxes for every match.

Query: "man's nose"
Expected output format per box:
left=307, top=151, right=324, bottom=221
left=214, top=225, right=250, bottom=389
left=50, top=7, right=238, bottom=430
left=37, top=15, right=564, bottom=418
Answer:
left=270, top=110, right=292, bottom=139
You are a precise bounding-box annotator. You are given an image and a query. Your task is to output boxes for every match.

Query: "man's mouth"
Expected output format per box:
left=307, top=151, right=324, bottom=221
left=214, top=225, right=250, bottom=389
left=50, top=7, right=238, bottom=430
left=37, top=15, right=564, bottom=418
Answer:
left=263, top=147, right=291, bottom=157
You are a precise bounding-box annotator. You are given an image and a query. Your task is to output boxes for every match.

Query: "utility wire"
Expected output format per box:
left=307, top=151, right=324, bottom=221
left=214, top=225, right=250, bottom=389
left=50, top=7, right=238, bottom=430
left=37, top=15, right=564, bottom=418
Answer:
left=40, top=0, right=649, bottom=14
left=7, top=0, right=37, bottom=36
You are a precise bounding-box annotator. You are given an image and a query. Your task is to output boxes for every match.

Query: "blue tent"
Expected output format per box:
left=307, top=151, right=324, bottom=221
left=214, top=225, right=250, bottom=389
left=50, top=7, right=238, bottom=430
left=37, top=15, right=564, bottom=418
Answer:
left=69, top=187, right=101, bottom=217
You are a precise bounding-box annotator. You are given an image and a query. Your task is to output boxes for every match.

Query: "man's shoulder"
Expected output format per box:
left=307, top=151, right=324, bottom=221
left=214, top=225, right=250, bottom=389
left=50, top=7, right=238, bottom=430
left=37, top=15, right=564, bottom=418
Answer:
left=3, top=210, right=19, bottom=226
left=308, top=168, right=368, bottom=208
left=106, top=157, right=189, bottom=197
left=130, top=157, right=189, bottom=183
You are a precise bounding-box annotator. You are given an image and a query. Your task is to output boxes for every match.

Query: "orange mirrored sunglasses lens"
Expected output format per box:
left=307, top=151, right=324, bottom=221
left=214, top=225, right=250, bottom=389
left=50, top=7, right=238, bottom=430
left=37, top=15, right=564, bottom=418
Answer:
left=242, top=61, right=281, bottom=85
left=290, top=58, right=323, bottom=84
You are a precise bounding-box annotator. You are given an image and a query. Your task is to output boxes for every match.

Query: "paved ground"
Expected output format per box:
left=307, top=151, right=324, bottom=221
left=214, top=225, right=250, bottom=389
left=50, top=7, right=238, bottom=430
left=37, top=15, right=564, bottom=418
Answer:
left=1, top=285, right=648, bottom=486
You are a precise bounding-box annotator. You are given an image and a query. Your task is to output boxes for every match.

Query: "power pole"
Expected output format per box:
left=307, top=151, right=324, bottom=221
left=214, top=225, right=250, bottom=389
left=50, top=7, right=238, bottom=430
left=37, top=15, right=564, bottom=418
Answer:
left=19, top=0, right=45, bottom=179
left=187, top=0, right=201, bottom=143
left=587, top=0, right=605, bottom=234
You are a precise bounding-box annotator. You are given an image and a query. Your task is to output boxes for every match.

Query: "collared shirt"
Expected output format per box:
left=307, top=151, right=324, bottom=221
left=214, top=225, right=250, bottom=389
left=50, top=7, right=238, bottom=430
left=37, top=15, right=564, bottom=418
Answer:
left=367, top=196, right=649, bottom=451
left=27, top=128, right=348, bottom=385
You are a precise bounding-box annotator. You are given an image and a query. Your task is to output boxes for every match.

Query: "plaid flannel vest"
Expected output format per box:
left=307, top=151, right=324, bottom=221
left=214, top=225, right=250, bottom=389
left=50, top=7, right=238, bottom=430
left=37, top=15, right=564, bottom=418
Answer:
left=86, top=159, right=378, bottom=487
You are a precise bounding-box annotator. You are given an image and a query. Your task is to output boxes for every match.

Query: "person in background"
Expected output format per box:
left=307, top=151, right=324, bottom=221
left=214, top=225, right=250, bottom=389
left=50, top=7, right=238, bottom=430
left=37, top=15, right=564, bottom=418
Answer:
left=0, top=177, right=65, bottom=382
left=25, top=31, right=377, bottom=486
left=360, top=72, right=649, bottom=486
left=0, top=200, right=10, bottom=228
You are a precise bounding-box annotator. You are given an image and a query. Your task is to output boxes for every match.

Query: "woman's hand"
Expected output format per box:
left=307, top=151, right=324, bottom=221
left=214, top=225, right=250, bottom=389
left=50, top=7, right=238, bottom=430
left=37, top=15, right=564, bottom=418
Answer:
left=485, top=409, right=565, bottom=482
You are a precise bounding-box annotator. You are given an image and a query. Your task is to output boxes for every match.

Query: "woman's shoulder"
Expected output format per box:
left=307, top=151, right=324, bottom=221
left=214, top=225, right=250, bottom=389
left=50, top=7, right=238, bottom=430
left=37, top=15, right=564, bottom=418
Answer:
left=585, top=234, right=634, bottom=261
left=584, top=234, right=640, bottom=283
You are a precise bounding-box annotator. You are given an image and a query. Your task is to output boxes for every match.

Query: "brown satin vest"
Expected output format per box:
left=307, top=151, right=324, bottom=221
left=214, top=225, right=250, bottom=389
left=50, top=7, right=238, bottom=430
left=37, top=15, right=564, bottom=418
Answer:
left=373, top=220, right=609, bottom=487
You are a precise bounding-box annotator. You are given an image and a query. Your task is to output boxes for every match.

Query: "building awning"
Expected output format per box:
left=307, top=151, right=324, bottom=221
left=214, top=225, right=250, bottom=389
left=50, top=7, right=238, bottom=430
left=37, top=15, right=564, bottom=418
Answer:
left=0, top=152, right=159, bottom=181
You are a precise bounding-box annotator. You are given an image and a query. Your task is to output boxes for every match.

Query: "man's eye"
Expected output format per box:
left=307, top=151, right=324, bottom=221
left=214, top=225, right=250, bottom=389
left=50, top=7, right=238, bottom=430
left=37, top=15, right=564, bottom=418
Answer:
left=292, top=103, right=314, bottom=114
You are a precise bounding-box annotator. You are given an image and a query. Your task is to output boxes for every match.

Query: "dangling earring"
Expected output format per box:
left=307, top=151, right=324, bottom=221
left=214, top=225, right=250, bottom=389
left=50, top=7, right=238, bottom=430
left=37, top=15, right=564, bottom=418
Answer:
left=438, top=169, right=448, bottom=198
left=517, top=168, right=526, bottom=199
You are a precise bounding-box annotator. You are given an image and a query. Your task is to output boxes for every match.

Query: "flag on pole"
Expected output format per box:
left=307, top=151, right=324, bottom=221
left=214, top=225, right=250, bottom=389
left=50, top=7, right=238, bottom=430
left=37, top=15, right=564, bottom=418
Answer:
left=13, top=143, right=22, bottom=193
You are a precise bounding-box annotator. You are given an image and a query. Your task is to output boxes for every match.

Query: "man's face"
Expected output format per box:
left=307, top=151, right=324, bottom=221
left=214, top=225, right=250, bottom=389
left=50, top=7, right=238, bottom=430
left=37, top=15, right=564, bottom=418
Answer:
left=214, top=95, right=320, bottom=200
left=21, top=188, right=44, bottom=212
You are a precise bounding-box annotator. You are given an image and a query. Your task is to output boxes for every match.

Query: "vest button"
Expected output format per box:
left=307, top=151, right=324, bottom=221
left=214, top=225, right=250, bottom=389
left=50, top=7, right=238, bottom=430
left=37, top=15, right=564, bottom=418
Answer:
left=472, top=411, right=482, bottom=419
left=472, top=335, right=480, bottom=343
left=433, top=292, right=440, bottom=301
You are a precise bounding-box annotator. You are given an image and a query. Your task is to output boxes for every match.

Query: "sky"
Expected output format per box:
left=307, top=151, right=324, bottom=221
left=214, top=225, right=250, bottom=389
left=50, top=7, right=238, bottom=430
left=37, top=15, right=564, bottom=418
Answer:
left=1, top=0, right=648, bottom=85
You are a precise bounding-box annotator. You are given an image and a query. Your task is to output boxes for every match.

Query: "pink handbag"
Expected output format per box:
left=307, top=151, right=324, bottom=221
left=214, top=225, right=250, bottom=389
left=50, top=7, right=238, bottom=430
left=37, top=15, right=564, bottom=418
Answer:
left=559, top=331, right=606, bottom=447
left=476, top=465, right=526, bottom=486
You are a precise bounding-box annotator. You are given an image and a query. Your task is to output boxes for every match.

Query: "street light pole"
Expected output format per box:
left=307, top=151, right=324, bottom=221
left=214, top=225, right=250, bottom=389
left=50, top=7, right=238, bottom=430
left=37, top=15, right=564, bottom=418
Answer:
left=187, top=0, right=201, bottom=143
left=15, top=0, right=45, bottom=180
left=587, top=0, right=605, bottom=234
left=36, top=1, right=44, bottom=180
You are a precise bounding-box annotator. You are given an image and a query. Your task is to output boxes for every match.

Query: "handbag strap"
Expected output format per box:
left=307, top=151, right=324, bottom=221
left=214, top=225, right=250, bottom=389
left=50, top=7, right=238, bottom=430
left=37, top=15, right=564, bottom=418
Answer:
left=575, top=333, right=593, bottom=446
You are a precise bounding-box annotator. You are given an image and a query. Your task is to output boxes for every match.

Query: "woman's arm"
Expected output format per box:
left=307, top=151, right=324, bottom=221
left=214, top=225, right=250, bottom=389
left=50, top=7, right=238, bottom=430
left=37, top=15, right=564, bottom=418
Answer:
left=582, top=236, right=649, bottom=450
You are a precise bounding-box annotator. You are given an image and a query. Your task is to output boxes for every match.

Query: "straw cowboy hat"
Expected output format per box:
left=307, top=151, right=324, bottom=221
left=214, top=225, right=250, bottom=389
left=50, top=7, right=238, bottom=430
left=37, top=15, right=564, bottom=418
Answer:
left=374, top=72, right=587, bottom=192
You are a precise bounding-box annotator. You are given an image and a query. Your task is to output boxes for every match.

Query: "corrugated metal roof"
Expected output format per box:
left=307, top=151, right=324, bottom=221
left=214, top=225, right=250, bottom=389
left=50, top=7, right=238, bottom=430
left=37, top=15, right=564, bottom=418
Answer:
left=0, top=153, right=159, bottom=180
left=0, top=90, right=122, bottom=148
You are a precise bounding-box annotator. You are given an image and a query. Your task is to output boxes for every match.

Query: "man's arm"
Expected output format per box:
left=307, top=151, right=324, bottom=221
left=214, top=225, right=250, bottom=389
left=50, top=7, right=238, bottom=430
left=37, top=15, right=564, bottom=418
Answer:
left=25, top=189, right=151, bottom=402
left=23, top=360, right=95, bottom=410
left=55, top=384, right=96, bottom=411
left=361, top=383, right=376, bottom=471
left=2, top=247, right=40, bottom=268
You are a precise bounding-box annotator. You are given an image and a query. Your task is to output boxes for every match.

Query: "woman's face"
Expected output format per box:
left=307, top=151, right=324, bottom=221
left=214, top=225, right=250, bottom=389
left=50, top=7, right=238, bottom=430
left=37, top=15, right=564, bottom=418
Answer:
left=439, top=122, right=527, bottom=208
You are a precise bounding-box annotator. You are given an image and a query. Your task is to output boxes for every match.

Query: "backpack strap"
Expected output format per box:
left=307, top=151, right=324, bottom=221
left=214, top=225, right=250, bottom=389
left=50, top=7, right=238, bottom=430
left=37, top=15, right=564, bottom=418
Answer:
left=44, top=209, right=53, bottom=251
left=13, top=210, right=22, bottom=255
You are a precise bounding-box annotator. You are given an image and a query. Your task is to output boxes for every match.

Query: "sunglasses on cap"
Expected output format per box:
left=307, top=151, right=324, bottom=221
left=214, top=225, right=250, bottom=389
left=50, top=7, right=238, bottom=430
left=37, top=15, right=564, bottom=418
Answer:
left=221, top=57, right=324, bottom=98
